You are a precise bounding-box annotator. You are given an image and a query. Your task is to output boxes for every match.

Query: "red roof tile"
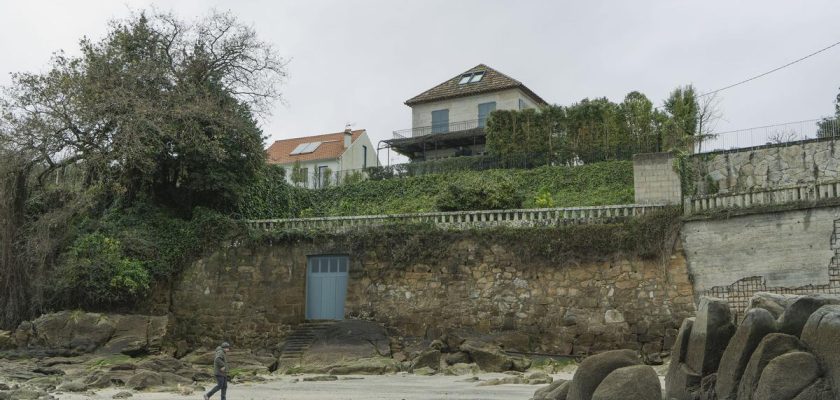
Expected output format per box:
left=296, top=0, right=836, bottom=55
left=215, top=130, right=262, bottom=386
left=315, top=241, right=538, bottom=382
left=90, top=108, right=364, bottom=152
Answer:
left=266, top=130, right=365, bottom=164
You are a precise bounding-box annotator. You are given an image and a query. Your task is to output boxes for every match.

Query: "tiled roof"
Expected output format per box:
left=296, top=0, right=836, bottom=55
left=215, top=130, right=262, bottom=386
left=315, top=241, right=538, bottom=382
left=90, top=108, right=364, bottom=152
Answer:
left=266, top=130, right=365, bottom=165
left=404, top=64, right=548, bottom=106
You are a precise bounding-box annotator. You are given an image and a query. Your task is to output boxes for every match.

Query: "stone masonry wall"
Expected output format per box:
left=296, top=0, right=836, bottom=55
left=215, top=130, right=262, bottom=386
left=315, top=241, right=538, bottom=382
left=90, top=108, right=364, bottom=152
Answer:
left=169, top=232, right=695, bottom=356
left=689, top=138, right=840, bottom=196
left=682, top=205, right=840, bottom=319
left=633, top=152, right=682, bottom=205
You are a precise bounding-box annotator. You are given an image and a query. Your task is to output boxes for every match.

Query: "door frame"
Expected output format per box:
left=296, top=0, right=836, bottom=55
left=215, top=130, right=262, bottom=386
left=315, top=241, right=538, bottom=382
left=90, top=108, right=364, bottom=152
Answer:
left=304, top=254, right=350, bottom=321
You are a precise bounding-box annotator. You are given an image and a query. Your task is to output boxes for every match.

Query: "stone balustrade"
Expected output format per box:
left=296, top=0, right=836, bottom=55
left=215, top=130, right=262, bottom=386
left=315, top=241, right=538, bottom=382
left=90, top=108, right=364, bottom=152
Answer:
left=246, top=204, right=666, bottom=232
left=683, top=179, right=840, bottom=215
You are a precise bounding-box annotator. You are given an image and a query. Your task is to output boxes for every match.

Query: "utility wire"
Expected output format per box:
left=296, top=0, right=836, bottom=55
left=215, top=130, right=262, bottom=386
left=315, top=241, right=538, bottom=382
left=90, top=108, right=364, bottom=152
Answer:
left=699, top=39, right=840, bottom=97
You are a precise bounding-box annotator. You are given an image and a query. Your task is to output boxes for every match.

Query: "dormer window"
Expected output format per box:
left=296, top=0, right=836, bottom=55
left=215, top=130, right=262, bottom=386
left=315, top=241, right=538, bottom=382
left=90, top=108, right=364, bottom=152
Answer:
left=458, top=71, right=485, bottom=85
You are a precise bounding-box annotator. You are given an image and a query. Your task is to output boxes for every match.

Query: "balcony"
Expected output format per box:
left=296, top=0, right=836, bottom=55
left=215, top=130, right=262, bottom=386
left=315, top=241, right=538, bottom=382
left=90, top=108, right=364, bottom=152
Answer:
left=392, top=118, right=486, bottom=139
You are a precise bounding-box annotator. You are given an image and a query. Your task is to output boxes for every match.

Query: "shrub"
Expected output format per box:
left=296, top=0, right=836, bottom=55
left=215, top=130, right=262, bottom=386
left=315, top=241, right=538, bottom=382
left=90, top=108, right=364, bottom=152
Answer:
left=54, top=233, right=150, bottom=307
left=436, top=176, right=523, bottom=211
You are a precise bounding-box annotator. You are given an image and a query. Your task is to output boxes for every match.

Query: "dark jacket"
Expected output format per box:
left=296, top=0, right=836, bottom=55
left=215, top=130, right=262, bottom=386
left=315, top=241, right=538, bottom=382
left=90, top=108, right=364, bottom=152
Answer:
left=213, top=346, right=227, bottom=376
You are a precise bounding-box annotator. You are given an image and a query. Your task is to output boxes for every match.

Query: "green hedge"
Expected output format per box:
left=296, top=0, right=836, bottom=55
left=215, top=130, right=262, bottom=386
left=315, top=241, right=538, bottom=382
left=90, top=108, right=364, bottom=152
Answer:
left=237, top=161, right=634, bottom=218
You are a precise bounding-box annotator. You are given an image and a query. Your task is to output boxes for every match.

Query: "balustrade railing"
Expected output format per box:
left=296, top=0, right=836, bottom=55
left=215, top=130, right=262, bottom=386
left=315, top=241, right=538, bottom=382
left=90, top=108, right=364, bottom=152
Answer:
left=247, top=204, right=666, bottom=232
left=683, top=180, right=840, bottom=215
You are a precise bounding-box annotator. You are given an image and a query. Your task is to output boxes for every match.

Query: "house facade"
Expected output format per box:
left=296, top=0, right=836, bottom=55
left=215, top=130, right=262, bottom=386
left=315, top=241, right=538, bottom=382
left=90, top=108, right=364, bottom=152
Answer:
left=385, top=64, right=547, bottom=161
left=266, top=128, right=379, bottom=188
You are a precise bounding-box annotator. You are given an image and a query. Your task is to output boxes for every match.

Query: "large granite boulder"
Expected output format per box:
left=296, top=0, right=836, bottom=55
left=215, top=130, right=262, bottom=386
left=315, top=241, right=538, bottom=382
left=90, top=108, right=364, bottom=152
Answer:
left=801, top=304, right=840, bottom=397
left=411, top=349, right=442, bottom=371
left=792, top=378, right=834, bottom=400
left=590, top=365, right=660, bottom=400
left=15, top=312, right=168, bottom=355
left=714, top=307, right=776, bottom=400
left=532, top=379, right=569, bottom=400
left=736, top=333, right=808, bottom=400
left=684, top=297, right=735, bottom=377
left=27, top=311, right=115, bottom=353
left=665, top=318, right=700, bottom=400
left=459, top=340, right=513, bottom=372
left=125, top=370, right=164, bottom=390
left=778, top=295, right=840, bottom=337
left=753, top=351, right=821, bottom=400
left=746, top=292, right=800, bottom=319
left=566, top=349, right=640, bottom=400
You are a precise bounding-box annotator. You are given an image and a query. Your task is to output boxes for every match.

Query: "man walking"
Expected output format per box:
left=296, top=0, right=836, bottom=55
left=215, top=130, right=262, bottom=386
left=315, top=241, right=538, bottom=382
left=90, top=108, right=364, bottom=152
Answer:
left=204, top=342, right=231, bottom=400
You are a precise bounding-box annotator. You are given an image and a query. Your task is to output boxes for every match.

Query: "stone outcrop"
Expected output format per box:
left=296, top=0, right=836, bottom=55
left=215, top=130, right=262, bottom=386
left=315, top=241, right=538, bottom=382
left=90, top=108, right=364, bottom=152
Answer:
left=800, top=304, right=840, bottom=395
left=530, top=350, right=657, bottom=400
left=752, top=351, right=820, bottom=400
left=666, top=293, right=840, bottom=400
left=685, top=298, right=736, bottom=377
left=13, top=312, right=168, bottom=356
left=714, top=308, right=776, bottom=400
left=590, top=365, right=661, bottom=400
left=566, top=349, right=640, bottom=400
left=736, top=333, right=808, bottom=400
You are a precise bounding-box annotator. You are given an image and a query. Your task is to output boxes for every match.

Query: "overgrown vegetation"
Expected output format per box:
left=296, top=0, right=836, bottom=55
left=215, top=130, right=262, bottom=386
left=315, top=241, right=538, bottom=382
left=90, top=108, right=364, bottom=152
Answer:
left=237, top=161, right=634, bottom=218
left=250, top=207, right=683, bottom=265
left=0, top=10, right=284, bottom=327
left=486, top=87, right=720, bottom=164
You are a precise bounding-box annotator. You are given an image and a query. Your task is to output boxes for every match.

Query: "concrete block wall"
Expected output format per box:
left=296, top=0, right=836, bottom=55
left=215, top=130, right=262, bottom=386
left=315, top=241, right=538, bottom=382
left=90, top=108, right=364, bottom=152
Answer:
left=682, top=206, right=840, bottom=319
left=633, top=152, right=682, bottom=205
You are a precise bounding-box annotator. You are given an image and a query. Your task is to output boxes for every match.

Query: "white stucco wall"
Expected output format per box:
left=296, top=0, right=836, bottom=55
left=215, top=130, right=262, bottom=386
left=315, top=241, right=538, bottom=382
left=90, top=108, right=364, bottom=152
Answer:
left=337, top=131, right=379, bottom=172
left=410, top=88, right=541, bottom=129
left=275, top=132, right=380, bottom=187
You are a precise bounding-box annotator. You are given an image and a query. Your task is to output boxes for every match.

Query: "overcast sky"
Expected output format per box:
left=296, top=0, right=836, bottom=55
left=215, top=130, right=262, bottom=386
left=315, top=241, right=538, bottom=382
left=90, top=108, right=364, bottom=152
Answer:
left=2, top=1, right=839, bottom=164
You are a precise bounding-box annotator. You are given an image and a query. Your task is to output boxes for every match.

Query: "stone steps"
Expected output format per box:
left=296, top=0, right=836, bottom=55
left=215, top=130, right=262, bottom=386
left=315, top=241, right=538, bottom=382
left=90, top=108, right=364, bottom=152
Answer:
left=278, top=321, right=335, bottom=363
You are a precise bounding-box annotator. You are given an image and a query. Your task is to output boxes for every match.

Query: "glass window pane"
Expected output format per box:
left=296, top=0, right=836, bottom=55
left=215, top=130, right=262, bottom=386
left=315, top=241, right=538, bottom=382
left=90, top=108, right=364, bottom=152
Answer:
left=339, top=264, right=347, bottom=273
left=470, top=72, right=484, bottom=83
left=458, top=74, right=471, bottom=84
left=311, top=264, right=317, bottom=273
left=330, top=259, right=338, bottom=273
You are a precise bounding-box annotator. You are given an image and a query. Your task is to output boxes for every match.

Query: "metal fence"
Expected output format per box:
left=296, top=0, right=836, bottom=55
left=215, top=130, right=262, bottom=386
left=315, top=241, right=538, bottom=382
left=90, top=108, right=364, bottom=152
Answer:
left=392, top=119, right=485, bottom=139
left=696, top=117, right=840, bottom=154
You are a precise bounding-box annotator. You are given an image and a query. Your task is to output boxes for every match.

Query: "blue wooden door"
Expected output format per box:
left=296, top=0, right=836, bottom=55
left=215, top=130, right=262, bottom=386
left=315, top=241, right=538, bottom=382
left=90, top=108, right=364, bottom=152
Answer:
left=306, top=255, right=349, bottom=320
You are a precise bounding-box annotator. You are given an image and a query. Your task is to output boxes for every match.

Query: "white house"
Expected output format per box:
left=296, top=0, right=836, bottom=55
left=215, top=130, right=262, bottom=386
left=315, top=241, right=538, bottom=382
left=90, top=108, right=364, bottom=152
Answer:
left=385, top=64, right=547, bottom=161
left=266, top=128, right=379, bottom=188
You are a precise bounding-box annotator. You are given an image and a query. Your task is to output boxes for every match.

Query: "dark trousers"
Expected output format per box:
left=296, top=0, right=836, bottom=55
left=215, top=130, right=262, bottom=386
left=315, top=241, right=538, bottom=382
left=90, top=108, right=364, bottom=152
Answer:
left=207, top=374, right=227, bottom=399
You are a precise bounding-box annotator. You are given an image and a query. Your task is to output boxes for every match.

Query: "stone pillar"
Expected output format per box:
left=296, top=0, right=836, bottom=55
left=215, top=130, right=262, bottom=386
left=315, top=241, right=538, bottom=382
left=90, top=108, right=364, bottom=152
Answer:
left=633, top=152, right=682, bottom=205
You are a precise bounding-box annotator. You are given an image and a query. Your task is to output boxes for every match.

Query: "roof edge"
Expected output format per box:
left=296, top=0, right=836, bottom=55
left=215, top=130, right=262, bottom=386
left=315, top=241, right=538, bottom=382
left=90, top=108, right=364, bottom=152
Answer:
left=404, top=84, right=548, bottom=107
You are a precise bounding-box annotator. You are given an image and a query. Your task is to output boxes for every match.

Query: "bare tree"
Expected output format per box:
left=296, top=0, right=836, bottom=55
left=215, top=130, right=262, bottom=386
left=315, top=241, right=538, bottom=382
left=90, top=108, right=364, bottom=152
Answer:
left=695, top=92, right=723, bottom=153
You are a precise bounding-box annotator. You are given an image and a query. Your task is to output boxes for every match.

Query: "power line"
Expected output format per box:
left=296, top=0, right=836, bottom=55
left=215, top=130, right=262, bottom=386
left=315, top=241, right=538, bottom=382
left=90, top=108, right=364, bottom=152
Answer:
left=699, top=39, right=840, bottom=97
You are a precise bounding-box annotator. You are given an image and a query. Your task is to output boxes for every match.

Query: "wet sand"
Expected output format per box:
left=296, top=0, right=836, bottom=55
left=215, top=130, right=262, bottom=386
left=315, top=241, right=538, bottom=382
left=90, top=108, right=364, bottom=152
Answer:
left=56, top=372, right=576, bottom=400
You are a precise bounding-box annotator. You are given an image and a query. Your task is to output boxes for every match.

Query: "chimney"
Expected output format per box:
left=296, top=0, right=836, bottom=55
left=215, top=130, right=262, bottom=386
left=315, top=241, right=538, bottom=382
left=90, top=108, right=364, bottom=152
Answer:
left=344, top=125, right=353, bottom=149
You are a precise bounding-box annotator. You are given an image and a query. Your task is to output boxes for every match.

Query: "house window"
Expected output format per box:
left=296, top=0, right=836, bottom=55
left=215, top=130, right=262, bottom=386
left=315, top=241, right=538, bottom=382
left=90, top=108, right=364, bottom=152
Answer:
left=519, top=99, right=528, bottom=110
left=362, top=145, right=368, bottom=168
left=317, top=165, right=329, bottom=188
left=478, top=102, right=496, bottom=128
left=431, top=109, right=449, bottom=134
left=458, top=71, right=485, bottom=85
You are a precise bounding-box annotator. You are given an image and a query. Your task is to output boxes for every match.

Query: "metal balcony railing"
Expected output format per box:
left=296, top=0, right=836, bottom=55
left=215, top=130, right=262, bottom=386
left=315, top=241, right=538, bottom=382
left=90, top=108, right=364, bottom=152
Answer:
left=392, top=118, right=486, bottom=139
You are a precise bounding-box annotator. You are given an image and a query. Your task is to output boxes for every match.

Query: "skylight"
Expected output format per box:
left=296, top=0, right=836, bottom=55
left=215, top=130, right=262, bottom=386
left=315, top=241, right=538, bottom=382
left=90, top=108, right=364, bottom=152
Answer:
left=289, top=141, right=322, bottom=155
left=458, top=71, right=485, bottom=85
